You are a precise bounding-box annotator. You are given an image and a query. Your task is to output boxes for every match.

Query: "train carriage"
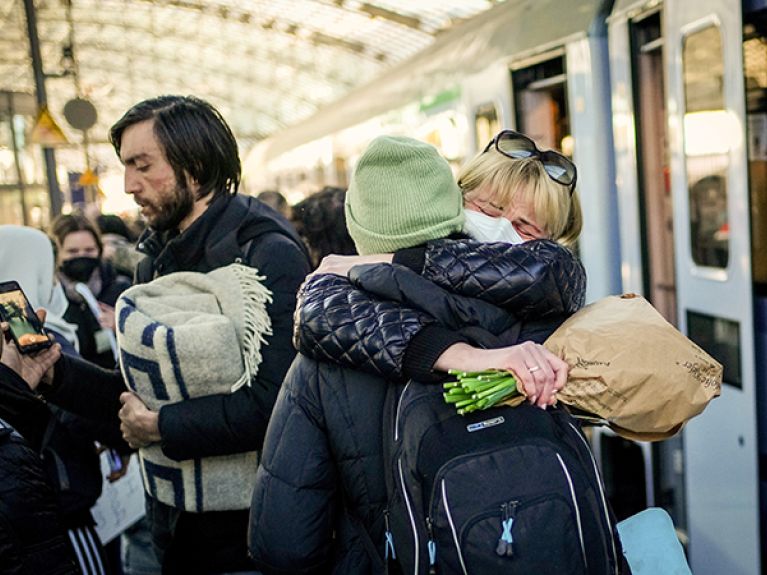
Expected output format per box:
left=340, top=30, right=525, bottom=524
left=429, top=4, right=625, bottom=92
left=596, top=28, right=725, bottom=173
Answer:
left=610, top=1, right=765, bottom=573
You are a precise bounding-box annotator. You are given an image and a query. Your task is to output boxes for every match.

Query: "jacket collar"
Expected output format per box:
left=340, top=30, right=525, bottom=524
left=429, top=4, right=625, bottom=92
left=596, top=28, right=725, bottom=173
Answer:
left=136, top=194, right=231, bottom=274
left=136, top=193, right=308, bottom=277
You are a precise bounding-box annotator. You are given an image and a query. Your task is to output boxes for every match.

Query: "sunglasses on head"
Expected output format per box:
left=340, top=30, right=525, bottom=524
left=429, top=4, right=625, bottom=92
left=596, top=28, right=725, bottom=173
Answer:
left=483, top=130, right=577, bottom=194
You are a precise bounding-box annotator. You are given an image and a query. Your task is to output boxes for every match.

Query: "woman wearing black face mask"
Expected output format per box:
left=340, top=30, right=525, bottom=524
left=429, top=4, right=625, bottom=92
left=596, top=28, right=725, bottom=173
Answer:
left=52, top=214, right=132, bottom=368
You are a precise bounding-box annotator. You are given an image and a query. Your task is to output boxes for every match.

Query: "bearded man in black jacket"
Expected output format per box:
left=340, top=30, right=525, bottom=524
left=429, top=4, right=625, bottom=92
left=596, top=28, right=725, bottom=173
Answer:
left=22, top=96, right=311, bottom=574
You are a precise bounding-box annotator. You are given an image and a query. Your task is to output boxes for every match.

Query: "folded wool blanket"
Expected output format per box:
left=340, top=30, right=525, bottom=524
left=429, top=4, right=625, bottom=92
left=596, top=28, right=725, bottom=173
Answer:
left=115, top=264, right=272, bottom=512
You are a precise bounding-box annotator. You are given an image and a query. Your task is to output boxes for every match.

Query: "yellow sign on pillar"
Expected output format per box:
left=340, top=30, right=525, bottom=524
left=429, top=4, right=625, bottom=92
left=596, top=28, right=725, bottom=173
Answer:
left=79, top=169, right=98, bottom=186
left=30, top=105, right=69, bottom=146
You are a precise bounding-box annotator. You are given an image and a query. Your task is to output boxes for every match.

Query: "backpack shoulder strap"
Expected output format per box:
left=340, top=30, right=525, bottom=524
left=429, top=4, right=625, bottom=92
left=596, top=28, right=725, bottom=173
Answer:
left=238, top=237, right=256, bottom=263
left=135, top=254, right=154, bottom=283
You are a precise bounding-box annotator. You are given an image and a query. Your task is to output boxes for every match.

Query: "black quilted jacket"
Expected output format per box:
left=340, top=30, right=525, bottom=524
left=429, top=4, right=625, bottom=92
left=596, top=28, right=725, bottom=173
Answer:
left=295, top=239, right=586, bottom=381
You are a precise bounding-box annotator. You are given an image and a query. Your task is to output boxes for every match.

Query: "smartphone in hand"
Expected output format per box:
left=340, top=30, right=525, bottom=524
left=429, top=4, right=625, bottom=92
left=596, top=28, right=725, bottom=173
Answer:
left=0, top=281, right=52, bottom=354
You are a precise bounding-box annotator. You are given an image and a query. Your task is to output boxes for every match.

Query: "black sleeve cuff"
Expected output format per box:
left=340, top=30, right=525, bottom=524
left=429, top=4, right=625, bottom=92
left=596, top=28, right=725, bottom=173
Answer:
left=392, top=246, right=426, bottom=273
left=0, top=363, right=30, bottom=393
left=403, top=325, right=468, bottom=383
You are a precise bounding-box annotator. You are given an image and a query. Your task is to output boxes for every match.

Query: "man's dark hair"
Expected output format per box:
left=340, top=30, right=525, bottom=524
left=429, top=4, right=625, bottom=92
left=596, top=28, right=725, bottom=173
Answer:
left=109, top=95, right=241, bottom=201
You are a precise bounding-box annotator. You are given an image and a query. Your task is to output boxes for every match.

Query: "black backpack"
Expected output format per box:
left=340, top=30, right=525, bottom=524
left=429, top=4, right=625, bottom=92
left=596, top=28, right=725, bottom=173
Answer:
left=382, top=379, right=630, bottom=575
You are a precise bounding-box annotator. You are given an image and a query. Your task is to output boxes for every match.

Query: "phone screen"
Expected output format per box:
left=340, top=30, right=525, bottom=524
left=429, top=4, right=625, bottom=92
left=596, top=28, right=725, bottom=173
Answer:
left=0, top=282, right=51, bottom=354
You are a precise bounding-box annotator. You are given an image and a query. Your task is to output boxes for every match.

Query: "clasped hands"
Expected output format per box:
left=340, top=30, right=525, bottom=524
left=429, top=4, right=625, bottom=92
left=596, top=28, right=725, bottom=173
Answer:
left=310, top=253, right=393, bottom=278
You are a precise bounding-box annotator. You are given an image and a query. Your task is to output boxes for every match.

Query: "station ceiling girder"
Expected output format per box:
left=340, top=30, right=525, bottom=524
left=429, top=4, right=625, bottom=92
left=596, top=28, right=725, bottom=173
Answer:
left=0, top=0, right=499, bottom=146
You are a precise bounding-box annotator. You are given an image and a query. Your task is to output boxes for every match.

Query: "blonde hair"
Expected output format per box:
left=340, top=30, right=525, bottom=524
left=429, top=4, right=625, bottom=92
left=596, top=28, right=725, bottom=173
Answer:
left=457, top=149, right=583, bottom=248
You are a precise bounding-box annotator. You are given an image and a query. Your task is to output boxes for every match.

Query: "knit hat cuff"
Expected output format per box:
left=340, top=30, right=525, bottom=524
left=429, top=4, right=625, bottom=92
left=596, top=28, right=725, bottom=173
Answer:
left=346, top=210, right=465, bottom=254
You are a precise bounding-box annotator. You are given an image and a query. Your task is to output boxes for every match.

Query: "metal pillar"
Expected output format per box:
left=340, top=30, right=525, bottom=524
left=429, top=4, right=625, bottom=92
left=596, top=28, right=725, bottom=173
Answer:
left=23, top=0, right=62, bottom=218
left=6, top=93, right=29, bottom=226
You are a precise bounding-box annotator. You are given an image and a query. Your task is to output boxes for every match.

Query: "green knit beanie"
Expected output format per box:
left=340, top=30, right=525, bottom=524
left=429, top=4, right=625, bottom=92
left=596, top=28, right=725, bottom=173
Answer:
left=345, top=135, right=465, bottom=254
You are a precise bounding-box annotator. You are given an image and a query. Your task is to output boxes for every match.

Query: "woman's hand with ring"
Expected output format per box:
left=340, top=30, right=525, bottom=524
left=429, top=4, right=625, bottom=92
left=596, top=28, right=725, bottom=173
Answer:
left=438, top=342, right=568, bottom=409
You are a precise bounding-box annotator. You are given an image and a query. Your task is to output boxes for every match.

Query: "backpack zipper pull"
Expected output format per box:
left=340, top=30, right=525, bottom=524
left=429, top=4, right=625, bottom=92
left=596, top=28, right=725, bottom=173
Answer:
left=384, top=509, right=396, bottom=560
left=426, top=517, right=438, bottom=574
left=496, top=501, right=518, bottom=557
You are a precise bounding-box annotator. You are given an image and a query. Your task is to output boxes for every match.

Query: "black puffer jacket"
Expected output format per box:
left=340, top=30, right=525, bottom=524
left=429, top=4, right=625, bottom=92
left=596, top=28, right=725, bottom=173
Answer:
left=296, top=239, right=586, bottom=380
left=249, top=355, right=389, bottom=575
left=0, top=416, right=79, bottom=575
left=0, top=362, right=122, bottom=532
left=252, top=240, right=586, bottom=574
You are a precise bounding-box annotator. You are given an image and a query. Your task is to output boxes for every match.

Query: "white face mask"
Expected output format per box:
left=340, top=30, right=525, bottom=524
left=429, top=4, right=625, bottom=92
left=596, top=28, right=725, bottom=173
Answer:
left=463, top=209, right=525, bottom=244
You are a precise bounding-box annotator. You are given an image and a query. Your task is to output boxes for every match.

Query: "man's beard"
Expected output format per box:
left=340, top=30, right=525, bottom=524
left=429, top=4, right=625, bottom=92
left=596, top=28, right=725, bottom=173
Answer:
left=147, top=180, right=195, bottom=232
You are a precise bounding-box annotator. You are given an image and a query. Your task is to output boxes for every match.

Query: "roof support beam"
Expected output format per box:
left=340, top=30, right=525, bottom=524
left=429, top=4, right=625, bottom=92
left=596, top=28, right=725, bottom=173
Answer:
left=23, top=0, right=62, bottom=217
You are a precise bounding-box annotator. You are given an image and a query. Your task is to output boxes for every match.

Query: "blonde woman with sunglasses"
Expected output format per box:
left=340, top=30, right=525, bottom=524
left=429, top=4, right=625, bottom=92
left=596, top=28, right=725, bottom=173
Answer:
left=460, top=129, right=582, bottom=248
left=295, top=131, right=584, bottom=409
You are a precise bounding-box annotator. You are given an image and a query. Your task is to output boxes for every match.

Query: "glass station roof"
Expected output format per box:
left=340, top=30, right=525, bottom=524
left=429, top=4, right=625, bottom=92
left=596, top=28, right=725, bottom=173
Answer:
left=0, top=0, right=500, bottom=149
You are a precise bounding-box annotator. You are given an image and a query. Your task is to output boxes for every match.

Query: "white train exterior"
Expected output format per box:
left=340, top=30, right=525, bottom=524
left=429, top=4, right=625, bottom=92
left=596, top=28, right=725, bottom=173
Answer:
left=245, top=1, right=767, bottom=572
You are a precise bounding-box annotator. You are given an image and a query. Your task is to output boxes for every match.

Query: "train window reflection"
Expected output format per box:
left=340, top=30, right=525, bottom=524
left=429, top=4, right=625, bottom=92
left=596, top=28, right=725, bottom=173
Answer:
left=683, top=25, right=729, bottom=269
left=686, top=310, right=741, bottom=389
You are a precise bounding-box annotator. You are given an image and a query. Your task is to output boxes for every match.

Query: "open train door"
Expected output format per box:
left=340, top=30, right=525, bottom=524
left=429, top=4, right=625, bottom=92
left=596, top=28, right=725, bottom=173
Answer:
left=665, top=2, right=761, bottom=573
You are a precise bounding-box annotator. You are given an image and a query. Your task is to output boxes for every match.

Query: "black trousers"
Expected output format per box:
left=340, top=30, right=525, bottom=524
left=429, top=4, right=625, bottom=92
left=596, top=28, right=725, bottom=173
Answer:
left=145, top=497, right=255, bottom=574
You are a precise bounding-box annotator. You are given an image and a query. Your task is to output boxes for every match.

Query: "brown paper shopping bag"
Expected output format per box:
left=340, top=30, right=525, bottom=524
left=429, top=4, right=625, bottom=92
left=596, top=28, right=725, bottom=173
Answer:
left=542, top=294, right=722, bottom=441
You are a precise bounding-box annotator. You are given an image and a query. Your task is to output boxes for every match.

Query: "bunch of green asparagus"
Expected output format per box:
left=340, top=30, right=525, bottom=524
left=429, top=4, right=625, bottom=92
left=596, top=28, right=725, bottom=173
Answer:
left=443, top=369, right=521, bottom=415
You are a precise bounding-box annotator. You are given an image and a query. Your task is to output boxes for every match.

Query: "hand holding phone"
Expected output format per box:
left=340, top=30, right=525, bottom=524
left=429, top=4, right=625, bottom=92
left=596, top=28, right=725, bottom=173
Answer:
left=0, top=281, right=53, bottom=354
left=0, top=281, right=60, bottom=391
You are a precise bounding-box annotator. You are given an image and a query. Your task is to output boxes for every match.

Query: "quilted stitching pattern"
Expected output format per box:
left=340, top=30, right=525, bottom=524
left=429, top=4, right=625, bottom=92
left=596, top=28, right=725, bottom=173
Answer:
left=295, top=240, right=586, bottom=380
left=422, top=239, right=585, bottom=319
left=296, top=274, right=432, bottom=381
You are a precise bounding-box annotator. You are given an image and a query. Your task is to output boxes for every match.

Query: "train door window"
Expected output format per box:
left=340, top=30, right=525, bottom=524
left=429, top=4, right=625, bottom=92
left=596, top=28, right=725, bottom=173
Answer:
left=512, top=56, right=570, bottom=155
left=682, top=25, right=730, bottom=269
left=630, top=11, right=676, bottom=326
left=474, top=102, right=499, bottom=151
left=744, top=15, right=767, bottom=292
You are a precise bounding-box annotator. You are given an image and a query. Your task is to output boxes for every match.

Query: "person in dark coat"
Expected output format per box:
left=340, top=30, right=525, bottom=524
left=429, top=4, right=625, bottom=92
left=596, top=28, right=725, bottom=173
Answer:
left=249, top=136, right=582, bottom=573
left=51, top=213, right=132, bottom=368
left=1, top=224, right=130, bottom=575
left=291, top=186, right=357, bottom=269
left=24, top=96, right=311, bottom=574
left=0, top=314, right=80, bottom=575
left=96, top=213, right=143, bottom=282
